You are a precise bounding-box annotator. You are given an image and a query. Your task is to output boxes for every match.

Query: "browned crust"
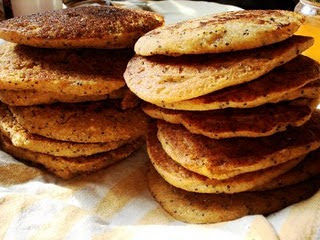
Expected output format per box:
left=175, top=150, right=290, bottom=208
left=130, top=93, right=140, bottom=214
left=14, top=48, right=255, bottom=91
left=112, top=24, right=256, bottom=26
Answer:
left=0, top=6, right=164, bottom=48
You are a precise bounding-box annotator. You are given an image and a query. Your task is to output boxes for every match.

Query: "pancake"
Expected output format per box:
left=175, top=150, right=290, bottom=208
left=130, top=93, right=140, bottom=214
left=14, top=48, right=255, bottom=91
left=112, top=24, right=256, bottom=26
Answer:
left=0, top=6, right=164, bottom=49
left=135, top=10, right=304, bottom=56
left=157, top=55, right=320, bottom=110
left=143, top=98, right=315, bottom=139
left=254, top=148, right=320, bottom=191
left=147, top=166, right=320, bottom=224
left=157, top=111, right=320, bottom=179
left=0, top=43, right=133, bottom=96
left=0, top=135, right=144, bottom=179
left=0, top=87, right=140, bottom=109
left=0, top=104, right=130, bottom=157
left=10, top=101, right=148, bottom=143
left=125, top=36, right=313, bottom=104
left=147, top=123, right=305, bottom=193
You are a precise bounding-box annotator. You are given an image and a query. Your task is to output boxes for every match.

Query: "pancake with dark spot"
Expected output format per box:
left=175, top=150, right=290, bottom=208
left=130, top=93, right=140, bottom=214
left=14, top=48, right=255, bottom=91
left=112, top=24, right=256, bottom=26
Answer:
left=158, top=55, right=320, bottom=110
left=0, top=6, right=164, bottom=49
left=10, top=100, right=148, bottom=143
left=147, top=165, right=320, bottom=224
left=143, top=98, right=317, bottom=139
left=157, top=111, right=320, bottom=179
left=147, top=123, right=304, bottom=193
left=0, top=134, right=144, bottom=179
left=125, top=36, right=313, bottom=104
left=135, top=10, right=304, bottom=56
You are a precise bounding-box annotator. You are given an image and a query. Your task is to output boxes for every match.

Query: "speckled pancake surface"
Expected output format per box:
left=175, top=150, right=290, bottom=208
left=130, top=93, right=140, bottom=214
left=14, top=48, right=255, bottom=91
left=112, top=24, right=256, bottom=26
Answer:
left=0, top=6, right=164, bottom=49
left=254, top=149, right=320, bottom=191
left=10, top=101, right=148, bottom=143
left=143, top=98, right=315, bottom=139
left=157, top=111, right=320, bottom=179
left=158, top=55, right=320, bottom=110
left=125, top=36, right=313, bottom=104
left=147, top=166, right=320, bottom=224
left=0, top=135, right=144, bottom=179
left=147, top=123, right=304, bottom=194
left=0, top=104, right=129, bottom=157
left=0, top=43, right=133, bottom=96
left=135, top=10, right=304, bottom=56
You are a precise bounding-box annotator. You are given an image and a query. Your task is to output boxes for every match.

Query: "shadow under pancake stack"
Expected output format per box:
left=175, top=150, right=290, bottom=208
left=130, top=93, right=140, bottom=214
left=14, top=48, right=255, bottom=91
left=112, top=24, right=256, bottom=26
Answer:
left=0, top=6, right=164, bottom=179
left=124, top=10, right=320, bottom=223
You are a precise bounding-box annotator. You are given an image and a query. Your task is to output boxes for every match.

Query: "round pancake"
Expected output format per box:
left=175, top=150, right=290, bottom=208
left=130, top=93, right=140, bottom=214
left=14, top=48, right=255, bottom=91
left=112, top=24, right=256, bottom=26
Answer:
left=125, top=36, right=313, bottom=104
left=143, top=98, right=315, bottom=139
left=147, top=123, right=305, bottom=193
left=0, top=87, right=140, bottom=109
left=254, top=148, right=320, bottom=191
left=0, top=135, right=144, bottom=179
left=157, top=111, right=320, bottom=180
left=0, top=87, right=126, bottom=106
left=157, top=55, right=320, bottom=110
left=147, top=166, right=320, bottom=224
left=0, top=104, right=130, bottom=157
left=162, top=80, right=320, bottom=111
left=0, top=43, right=133, bottom=96
left=10, top=101, right=148, bottom=143
left=135, top=10, right=304, bottom=56
left=0, top=6, right=164, bottom=49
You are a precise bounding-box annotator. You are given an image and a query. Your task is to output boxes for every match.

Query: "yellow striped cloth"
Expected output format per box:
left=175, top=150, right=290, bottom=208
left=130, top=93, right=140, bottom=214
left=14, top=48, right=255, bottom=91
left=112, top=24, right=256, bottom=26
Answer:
left=0, top=147, right=319, bottom=239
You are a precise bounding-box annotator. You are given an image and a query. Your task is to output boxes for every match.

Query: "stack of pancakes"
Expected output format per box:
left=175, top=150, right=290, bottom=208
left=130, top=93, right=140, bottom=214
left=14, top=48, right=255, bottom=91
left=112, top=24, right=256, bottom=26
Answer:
left=0, top=6, right=164, bottom=179
left=124, top=10, right=320, bottom=223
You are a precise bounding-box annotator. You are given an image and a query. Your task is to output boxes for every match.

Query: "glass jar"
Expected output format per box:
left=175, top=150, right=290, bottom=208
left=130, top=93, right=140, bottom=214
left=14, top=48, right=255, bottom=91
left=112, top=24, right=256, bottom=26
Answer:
left=294, top=0, right=320, bottom=62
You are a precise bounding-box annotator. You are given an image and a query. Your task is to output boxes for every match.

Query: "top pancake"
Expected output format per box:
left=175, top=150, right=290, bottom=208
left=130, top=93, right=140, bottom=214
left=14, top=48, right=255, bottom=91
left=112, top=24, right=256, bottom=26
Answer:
left=158, top=55, right=320, bottom=110
left=0, top=6, right=164, bottom=49
left=0, top=43, right=133, bottom=96
left=135, top=10, right=304, bottom=56
left=157, top=110, right=320, bottom=179
left=125, top=36, right=313, bottom=104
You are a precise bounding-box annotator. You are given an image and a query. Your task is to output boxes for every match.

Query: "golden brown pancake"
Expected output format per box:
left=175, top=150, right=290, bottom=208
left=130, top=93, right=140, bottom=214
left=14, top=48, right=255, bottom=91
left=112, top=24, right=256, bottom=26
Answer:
left=10, top=101, right=148, bottom=143
left=254, top=148, right=320, bottom=191
left=0, top=87, right=140, bottom=109
left=125, top=36, right=313, bottom=104
left=0, top=6, right=164, bottom=49
left=0, top=104, right=129, bottom=157
left=157, top=111, right=320, bottom=179
left=157, top=55, right=320, bottom=111
left=147, top=123, right=305, bottom=193
left=143, top=98, right=316, bottom=139
left=135, top=10, right=304, bottom=56
left=147, top=165, right=320, bottom=224
left=0, top=135, right=144, bottom=179
left=0, top=43, right=133, bottom=96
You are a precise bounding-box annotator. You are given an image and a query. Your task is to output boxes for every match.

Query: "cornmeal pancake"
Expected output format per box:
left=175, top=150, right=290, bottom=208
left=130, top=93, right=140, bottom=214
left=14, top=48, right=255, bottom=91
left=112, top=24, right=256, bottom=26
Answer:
left=0, top=104, right=129, bottom=157
left=125, top=36, right=313, bottom=104
left=0, top=43, right=133, bottom=96
left=10, top=101, right=148, bottom=143
left=0, top=135, right=144, bottom=179
left=157, top=111, right=320, bottom=179
left=147, top=123, right=304, bottom=193
left=254, top=148, right=320, bottom=191
left=0, top=6, right=164, bottom=49
left=147, top=166, right=320, bottom=224
left=135, top=10, right=304, bottom=56
left=157, top=55, right=320, bottom=110
left=0, top=88, right=140, bottom=108
left=143, top=98, right=316, bottom=139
